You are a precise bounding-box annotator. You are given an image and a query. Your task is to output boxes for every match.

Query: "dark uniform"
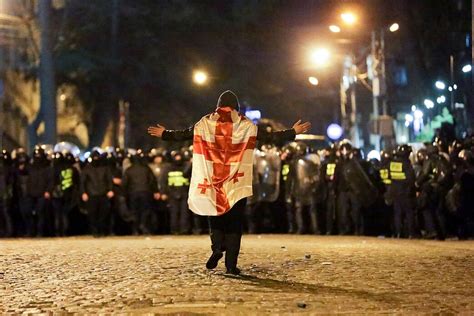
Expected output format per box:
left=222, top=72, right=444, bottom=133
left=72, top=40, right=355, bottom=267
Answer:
left=389, top=145, right=417, bottom=238
left=107, top=149, right=129, bottom=235
left=13, top=148, right=53, bottom=237
left=149, top=149, right=172, bottom=234
left=81, top=151, right=113, bottom=237
left=335, top=143, right=362, bottom=235
left=51, top=152, right=80, bottom=236
left=416, top=146, right=452, bottom=239
left=0, top=150, right=13, bottom=237
left=320, top=150, right=338, bottom=235
left=287, top=143, right=319, bottom=234
left=122, top=150, right=158, bottom=235
left=165, top=152, right=191, bottom=234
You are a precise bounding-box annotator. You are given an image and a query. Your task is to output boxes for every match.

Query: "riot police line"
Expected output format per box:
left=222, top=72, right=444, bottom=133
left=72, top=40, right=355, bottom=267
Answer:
left=0, top=135, right=473, bottom=239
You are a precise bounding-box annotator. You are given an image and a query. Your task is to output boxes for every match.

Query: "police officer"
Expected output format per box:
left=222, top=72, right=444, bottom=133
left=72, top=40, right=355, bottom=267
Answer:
left=122, top=149, right=159, bottom=235
left=0, top=150, right=13, bottom=237
left=14, top=147, right=53, bottom=237
left=81, top=150, right=114, bottom=237
left=107, top=148, right=131, bottom=235
left=390, top=145, right=417, bottom=238
left=148, top=148, right=171, bottom=234
left=320, top=145, right=338, bottom=235
left=336, top=142, right=362, bottom=235
left=166, top=150, right=191, bottom=234
left=457, top=149, right=474, bottom=238
left=51, top=152, right=80, bottom=236
left=279, top=143, right=296, bottom=233
left=287, top=142, right=319, bottom=234
left=416, top=145, right=452, bottom=240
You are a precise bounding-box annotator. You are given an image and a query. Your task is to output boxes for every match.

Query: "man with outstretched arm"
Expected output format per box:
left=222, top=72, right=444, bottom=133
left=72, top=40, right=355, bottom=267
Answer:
left=148, top=90, right=311, bottom=275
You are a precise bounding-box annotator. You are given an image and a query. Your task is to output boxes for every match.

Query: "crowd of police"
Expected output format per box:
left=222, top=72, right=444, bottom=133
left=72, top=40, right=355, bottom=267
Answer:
left=0, top=134, right=473, bottom=239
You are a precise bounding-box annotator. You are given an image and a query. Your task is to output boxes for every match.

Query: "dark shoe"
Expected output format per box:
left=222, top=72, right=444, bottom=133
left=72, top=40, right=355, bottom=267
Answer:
left=206, top=252, right=223, bottom=269
left=225, top=267, right=241, bottom=275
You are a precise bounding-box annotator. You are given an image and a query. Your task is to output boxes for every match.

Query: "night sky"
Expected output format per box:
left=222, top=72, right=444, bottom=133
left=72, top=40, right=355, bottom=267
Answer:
left=55, top=0, right=472, bottom=148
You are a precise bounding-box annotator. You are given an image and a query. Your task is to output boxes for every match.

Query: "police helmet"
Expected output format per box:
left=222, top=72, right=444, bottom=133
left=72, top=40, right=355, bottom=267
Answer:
left=295, top=142, right=308, bottom=156
left=339, top=141, right=352, bottom=158
left=0, top=149, right=11, bottom=164
left=380, top=150, right=391, bottom=162
left=397, top=144, right=412, bottom=159
left=458, top=149, right=474, bottom=165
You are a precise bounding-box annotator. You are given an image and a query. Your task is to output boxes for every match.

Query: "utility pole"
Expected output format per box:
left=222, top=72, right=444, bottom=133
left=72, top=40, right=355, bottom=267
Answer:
left=449, top=54, right=454, bottom=111
left=38, top=0, right=57, bottom=144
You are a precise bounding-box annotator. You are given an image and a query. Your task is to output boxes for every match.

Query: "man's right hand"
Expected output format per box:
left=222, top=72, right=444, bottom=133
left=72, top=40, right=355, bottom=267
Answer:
left=82, top=193, right=89, bottom=202
left=292, top=120, right=311, bottom=134
left=147, top=124, right=166, bottom=138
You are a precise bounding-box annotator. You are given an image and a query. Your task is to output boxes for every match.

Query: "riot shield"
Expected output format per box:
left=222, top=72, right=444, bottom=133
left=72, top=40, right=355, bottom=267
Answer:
left=253, top=147, right=281, bottom=202
left=291, top=153, right=320, bottom=205
left=342, top=159, right=378, bottom=208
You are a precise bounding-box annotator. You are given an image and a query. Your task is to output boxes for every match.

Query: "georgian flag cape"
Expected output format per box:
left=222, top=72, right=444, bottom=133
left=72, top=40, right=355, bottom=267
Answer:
left=188, top=106, right=257, bottom=216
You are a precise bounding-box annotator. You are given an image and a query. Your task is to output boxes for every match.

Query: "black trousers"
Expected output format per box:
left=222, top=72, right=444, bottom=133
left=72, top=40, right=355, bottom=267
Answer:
left=129, top=191, right=153, bottom=234
left=208, top=198, right=245, bottom=270
left=337, top=191, right=361, bottom=235
left=19, top=196, right=48, bottom=237
left=392, top=194, right=416, bottom=237
left=87, top=195, right=110, bottom=237
left=0, top=198, right=12, bottom=237
left=169, top=197, right=191, bottom=234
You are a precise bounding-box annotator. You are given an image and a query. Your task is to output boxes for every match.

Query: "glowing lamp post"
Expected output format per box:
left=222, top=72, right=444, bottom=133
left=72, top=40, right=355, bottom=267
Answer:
left=327, top=123, right=343, bottom=140
left=193, top=70, right=208, bottom=85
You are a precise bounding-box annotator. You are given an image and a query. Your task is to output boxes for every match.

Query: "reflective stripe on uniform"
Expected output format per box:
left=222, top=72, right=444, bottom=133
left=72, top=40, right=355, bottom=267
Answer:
left=168, top=171, right=190, bottom=187
left=390, top=162, right=406, bottom=180
left=61, top=168, right=74, bottom=191
left=379, top=168, right=392, bottom=184
left=282, top=164, right=289, bottom=181
left=326, top=163, right=336, bottom=176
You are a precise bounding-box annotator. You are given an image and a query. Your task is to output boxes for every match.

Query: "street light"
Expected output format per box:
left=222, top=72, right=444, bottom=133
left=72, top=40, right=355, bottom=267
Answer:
left=309, top=48, right=330, bottom=68
left=308, top=76, right=319, bottom=86
left=436, top=95, right=446, bottom=104
left=424, top=99, right=435, bottom=109
left=340, top=12, right=357, bottom=25
left=389, top=23, right=399, bottom=32
left=193, top=70, right=208, bottom=85
left=329, top=25, right=341, bottom=33
left=462, top=64, right=472, bottom=73
left=435, top=80, right=446, bottom=90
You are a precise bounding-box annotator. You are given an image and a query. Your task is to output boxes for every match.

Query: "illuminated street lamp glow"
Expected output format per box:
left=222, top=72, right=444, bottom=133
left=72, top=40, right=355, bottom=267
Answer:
left=414, top=109, right=423, bottom=119
left=424, top=99, right=434, bottom=109
left=435, top=80, right=446, bottom=90
left=448, top=86, right=453, bottom=91
left=462, top=64, right=472, bottom=73
left=389, top=23, right=399, bottom=32
left=411, top=105, right=417, bottom=112
left=327, top=123, right=343, bottom=140
left=436, top=95, right=446, bottom=104
left=453, top=84, right=458, bottom=90
left=308, top=76, right=319, bottom=86
left=310, top=48, right=330, bottom=67
left=193, top=70, right=208, bottom=85
left=329, top=25, right=341, bottom=33
left=340, top=12, right=357, bottom=25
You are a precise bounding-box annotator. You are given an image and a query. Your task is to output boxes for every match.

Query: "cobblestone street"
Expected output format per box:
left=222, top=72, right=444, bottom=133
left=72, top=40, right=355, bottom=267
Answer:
left=1, top=235, right=473, bottom=314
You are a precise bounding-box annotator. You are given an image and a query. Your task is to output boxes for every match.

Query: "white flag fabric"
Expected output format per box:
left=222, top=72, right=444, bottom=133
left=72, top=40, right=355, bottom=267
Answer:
left=188, top=107, right=257, bottom=216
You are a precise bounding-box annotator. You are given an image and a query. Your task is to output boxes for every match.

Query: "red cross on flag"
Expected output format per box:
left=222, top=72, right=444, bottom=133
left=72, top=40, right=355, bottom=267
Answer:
left=188, top=107, right=257, bottom=216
